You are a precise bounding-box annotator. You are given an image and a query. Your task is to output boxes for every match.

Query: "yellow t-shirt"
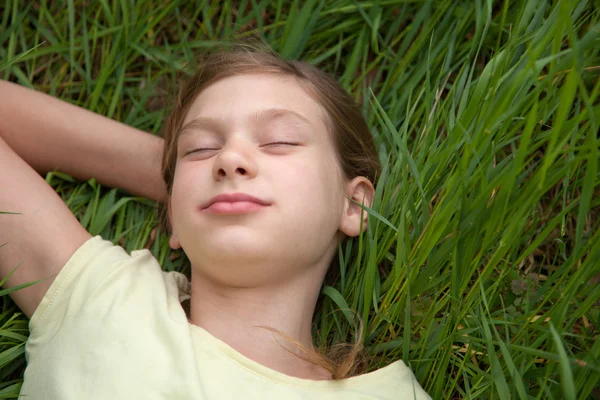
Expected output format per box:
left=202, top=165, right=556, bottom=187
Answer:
left=21, top=235, right=430, bottom=400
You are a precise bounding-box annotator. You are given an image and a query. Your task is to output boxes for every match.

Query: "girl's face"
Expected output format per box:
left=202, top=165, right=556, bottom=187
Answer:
left=169, top=74, right=352, bottom=285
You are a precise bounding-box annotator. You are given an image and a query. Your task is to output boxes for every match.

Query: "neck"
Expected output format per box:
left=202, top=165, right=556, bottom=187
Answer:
left=188, top=266, right=333, bottom=380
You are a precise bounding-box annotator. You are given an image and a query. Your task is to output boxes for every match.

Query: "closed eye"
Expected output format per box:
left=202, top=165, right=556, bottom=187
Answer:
left=184, top=142, right=300, bottom=156
left=185, top=148, right=219, bottom=156
left=264, top=142, right=300, bottom=147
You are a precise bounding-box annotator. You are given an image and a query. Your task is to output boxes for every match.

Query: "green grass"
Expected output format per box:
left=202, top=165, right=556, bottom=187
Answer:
left=1, top=0, right=599, bottom=398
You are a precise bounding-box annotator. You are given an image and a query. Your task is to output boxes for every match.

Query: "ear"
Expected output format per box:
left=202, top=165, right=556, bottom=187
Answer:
left=339, top=176, right=375, bottom=237
left=167, top=201, right=181, bottom=250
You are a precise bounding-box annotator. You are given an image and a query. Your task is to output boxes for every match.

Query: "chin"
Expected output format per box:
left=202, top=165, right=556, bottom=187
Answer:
left=204, top=234, right=272, bottom=260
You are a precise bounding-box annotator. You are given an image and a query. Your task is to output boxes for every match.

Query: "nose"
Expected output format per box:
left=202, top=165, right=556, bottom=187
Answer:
left=212, top=138, right=258, bottom=181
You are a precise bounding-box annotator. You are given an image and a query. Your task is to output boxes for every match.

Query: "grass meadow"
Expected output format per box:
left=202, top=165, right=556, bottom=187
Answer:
left=1, top=0, right=599, bottom=398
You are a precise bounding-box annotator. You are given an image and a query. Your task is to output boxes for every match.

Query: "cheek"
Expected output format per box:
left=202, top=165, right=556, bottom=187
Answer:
left=170, top=165, right=203, bottom=214
left=280, top=155, right=344, bottom=213
left=172, top=161, right=208, bottom=189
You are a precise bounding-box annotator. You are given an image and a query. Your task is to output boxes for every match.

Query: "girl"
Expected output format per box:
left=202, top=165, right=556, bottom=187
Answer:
left=0, top=47, right=430, bottom=399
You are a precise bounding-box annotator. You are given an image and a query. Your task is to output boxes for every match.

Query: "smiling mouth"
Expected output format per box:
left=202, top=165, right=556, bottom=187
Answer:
left=202, top=201, right=268, bottom=214
left=201, top=192, right=271, bottom=215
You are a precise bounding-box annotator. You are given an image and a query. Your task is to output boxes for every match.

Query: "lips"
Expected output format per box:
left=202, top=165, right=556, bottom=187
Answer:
left=201, top=193, right=270, bottom=209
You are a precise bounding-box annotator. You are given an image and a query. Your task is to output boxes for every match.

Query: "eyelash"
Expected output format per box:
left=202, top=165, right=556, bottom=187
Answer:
left=186, top=142, right=299, bottom=155
left=265, top=141, right=300, bottom=147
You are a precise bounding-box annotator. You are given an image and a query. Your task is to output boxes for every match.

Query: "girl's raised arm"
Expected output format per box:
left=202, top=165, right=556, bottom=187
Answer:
left=0, top=135, right=91, bottom=319
left=0, top=80, right=167, bottom=319
left=0, top=80, right=167, bottom=203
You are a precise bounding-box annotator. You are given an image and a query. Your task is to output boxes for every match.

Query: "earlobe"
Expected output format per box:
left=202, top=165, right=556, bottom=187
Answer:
left=339, top=177, right=375, bottom=237
left=167, top=201, right=181, bottom=250
left=169, top=232, right=181, bottom=250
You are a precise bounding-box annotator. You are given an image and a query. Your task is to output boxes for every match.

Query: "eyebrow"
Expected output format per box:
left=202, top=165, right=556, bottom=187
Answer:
left=178, top=108, right=314, bottom=138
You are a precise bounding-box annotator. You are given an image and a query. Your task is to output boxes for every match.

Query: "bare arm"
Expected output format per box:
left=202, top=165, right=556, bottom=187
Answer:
left=0, top=80, right=168, bottom=319
left=0, top=136, right=91, bottom=319
left=0, top=80, right=167, bottom=203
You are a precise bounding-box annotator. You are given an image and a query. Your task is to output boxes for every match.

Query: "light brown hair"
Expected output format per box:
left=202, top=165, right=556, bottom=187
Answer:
left=158, top=44, right=382, bottom=379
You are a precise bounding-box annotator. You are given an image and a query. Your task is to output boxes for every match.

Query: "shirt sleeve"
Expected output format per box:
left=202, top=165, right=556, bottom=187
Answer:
left=27, top=236, right=128, bottom=344
left=25, top=234, right=194, bottom=363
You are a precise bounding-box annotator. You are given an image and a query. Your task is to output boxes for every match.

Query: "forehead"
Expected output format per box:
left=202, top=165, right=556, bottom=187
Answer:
left=181, top=74, right=328, bottom=130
